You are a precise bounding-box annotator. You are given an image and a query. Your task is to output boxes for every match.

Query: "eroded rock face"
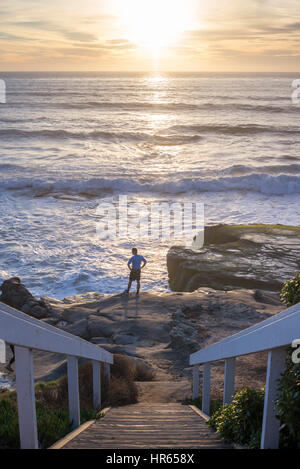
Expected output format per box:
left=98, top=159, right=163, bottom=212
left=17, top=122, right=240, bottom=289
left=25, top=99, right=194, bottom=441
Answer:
left=167, top=224, right=300, bottom=292
left=0, top=277, right=52, bottom=319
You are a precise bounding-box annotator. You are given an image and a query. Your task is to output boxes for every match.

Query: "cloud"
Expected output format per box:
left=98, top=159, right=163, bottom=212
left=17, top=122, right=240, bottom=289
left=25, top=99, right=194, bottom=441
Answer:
left=0, top=0, right=300, bottom=71
left=105, top=39, right=137, bottom=50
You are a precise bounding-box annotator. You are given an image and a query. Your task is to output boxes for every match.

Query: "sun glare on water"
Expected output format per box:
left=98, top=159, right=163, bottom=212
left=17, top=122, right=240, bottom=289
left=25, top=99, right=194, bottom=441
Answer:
left=115, top=0, right=196, bottom=56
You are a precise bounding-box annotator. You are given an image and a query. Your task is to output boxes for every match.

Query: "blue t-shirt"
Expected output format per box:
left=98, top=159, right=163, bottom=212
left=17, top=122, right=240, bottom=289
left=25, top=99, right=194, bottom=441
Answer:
left=128, top=254, right=147, bottom=270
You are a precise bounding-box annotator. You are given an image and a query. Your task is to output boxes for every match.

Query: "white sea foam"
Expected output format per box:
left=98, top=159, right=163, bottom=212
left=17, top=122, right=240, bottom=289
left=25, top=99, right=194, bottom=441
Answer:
left=0, top=72, right=299, bottom=297
left=1, top=173, right=300, bottom=197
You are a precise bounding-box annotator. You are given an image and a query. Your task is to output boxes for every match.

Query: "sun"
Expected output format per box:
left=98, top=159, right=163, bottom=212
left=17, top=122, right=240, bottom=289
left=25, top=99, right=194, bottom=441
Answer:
left=115, top=0, right=196, bottom=56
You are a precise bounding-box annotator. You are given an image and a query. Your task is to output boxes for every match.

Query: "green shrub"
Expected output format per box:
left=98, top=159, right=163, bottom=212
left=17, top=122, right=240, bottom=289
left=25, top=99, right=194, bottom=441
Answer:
left=192, top=397, right=222, bottom=416
left=280, top=272, right=300, bottom=307
left=0, top=399, right=19, bottom=448
left=208, top=387, right=265, bottom=448
left=0, top=398, right=99, bottom=449
left=276, top=350, right=300, bottom=448
left=207, top=360, right=300, bottom=449
left=278, top=273, right=300, bottom=448
left=0, top=353, right=152, bottom=448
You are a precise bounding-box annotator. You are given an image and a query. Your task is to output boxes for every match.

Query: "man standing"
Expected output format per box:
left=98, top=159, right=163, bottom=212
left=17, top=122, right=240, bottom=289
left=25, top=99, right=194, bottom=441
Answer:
left=125, top=248, right=147, bottom=296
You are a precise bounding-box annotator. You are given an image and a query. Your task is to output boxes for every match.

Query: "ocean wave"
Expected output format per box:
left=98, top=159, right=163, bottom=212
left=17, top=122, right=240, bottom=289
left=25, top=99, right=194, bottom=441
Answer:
left=12, top=100, right=296, bottom=114
left=0, top=128, right=202, bottom=145
left=221, top=163, right=300, bottom=175
left=168, top=123, right=300, bottom=136
left=2, top=173, right=300, bottom=197
left=0, top=123, right=298, bottom=143
left=81, top=101, right=296, bottom=114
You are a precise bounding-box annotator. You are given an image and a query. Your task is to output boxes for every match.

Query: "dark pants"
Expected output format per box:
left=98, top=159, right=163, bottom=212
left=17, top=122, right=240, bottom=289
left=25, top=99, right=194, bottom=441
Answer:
left=127, top=269, right=141, bottom=293
left=8, top=345, right=15, bottom=368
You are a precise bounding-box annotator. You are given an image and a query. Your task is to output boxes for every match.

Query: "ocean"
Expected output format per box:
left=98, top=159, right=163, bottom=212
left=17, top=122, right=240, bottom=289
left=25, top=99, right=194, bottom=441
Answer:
left=0, top=72, right=299, bottom=298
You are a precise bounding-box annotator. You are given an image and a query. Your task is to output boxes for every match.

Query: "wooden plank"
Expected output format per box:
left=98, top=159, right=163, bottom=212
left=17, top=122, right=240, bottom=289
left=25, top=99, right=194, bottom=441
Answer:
left=49, top=420, right=96, bottom=449
left=59, top=404, right=230, bottom=449
left=50, top=408, right=111, bottom=449
left=189, top=405, right=209, bottom=422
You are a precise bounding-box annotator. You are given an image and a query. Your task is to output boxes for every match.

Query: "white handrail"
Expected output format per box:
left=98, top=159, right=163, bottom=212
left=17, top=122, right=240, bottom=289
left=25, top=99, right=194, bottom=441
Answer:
left=200, top=301, right=300, bottom=349
left=0, top=302, right=113, bottom=449
left=190, top=303, right=300, bottom=365
left=0, top=301, right=113, bottom=363
left=189, top=303, right=300, bottom=449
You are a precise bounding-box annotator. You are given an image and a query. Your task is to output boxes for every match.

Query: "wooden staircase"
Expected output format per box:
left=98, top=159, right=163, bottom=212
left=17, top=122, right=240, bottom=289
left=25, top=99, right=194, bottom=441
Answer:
left=54, top=404, right=230, bottom=449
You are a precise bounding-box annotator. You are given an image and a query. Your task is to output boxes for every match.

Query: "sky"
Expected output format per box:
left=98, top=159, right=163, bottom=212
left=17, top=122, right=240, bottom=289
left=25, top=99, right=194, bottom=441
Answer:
left=0, top=0, right=300, bottom=72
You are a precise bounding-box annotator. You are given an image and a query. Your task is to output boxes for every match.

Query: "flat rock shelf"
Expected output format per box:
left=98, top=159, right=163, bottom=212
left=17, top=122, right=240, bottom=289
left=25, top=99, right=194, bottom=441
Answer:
left=58, top=404, right=231, bottom=449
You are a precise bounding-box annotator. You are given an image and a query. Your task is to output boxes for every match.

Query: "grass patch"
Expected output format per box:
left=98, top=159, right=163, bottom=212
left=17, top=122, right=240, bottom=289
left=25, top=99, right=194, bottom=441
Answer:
left=0, top=396, right=100, bottom=449
left=0, top=354, right=155, bottom=448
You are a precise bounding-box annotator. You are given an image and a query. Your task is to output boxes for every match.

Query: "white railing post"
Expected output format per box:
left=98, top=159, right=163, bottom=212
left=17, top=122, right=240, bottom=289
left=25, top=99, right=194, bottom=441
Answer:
left=192, top=365, right=199, bottom=400
left=92, top=360, right=101, bottom=411
left=104, top=362, right=111, bottom=388
left=202, top=363, right=211, bottom=416
left=223, top=357, right=236, bottom=405
left=67, top=356, right=80, bottom=430
left=15, top=346, right=38, bottom=449
left=261, top=348, right=286, bottom=449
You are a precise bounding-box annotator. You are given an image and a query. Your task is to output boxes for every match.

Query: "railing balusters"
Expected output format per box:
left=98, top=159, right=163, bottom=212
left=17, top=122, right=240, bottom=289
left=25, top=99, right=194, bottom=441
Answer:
left=0, top=303, right=113, bottom=449
left=202, top=363, right=211, bottom=416
left=261, top=348, right=286, bottom=449
left=92, top=360, right=101, bottom=411
left=15, top=346, right=38, bottom=449
left=67, top=356, right=80, bottom=430
left=104, top=362, right=111, bottom=388
left=192, top=365, right=199, bottom=400
left=223, top=357, right=236, bottom=405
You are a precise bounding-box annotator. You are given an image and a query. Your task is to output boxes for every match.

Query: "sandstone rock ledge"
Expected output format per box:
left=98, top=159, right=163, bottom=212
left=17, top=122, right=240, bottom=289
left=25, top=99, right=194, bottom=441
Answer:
left=0, top=283, right=283, bottom=400
left=167, top=224, right=300, bottom=292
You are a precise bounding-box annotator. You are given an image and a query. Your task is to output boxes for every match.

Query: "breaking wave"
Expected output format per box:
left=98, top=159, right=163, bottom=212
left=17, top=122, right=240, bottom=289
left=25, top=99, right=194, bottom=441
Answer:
left=2, top=173, right=300, bottom=197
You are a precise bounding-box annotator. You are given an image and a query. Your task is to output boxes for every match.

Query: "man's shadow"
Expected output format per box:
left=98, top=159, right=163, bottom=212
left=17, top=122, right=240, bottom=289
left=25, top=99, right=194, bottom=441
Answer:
left=120, top=294, right=140, bottom=320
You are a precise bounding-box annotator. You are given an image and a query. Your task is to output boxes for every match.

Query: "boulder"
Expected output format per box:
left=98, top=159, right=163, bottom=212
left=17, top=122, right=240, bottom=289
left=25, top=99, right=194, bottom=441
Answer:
left=0, top=277, right=33, bottom=310
left=31, top=305, right=48, bottom=319
left=0, top=277, right=51, bottom=318
left=88, top=315, right=116, bottom=338
left=41, top=296, right=63, bottom=305
left=90, top=337, right=110, bottom=345
left=167, top=224, right=300, bottom=292
left=41, top=318, right=59, bottom=326
left=113, top=333, right=136, bottom=345
left=63, top=319, right=89, bottom=339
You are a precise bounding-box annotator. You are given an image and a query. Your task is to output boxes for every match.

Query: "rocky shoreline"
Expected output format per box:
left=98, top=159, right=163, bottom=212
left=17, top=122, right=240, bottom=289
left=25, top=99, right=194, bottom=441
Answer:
left=0, top=277, right=284, bottom=400
left=167, top=224, right=300, bottom=292
left=1, top=224, right=296, bottom=400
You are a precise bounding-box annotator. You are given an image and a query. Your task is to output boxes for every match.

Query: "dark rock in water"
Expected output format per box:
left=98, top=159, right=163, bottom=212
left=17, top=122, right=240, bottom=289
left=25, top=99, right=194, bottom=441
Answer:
left=0, top=277, right=32, bottom=309
left=0, top=277, right=51, bottom=319
left=167, top=224, right=300, bottom=292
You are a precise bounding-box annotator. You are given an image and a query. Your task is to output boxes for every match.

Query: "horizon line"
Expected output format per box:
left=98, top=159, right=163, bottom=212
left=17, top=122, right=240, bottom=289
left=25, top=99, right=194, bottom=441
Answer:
left=0, top=70, right=300, bottom=74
